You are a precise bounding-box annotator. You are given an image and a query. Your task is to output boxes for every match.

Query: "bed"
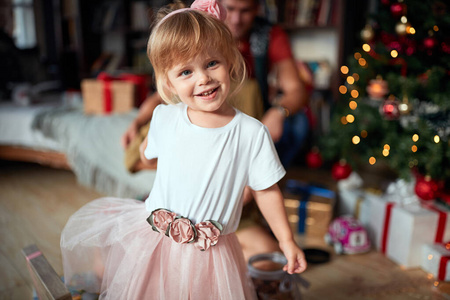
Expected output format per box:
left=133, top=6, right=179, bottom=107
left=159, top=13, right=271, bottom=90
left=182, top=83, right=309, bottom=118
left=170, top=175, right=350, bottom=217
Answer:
left=0, top=99, right=156, bottom=199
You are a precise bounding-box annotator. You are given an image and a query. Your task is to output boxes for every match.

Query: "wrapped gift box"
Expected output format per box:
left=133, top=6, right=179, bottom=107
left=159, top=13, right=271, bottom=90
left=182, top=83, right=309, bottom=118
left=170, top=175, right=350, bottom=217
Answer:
left=81, top=72, right=149, bottom=115
left=22, top=244, right=72, bottom=300
left=360, top=192, right=393, bottom=252
left=284, top=179, right=336, bottom=239
left=421, top=243, right=450, bottom=281
left=82, top=79, right=135, bottom=114
left=337, top=172, right=364, bottom=217
left=386, top=203, right=450, bottom=268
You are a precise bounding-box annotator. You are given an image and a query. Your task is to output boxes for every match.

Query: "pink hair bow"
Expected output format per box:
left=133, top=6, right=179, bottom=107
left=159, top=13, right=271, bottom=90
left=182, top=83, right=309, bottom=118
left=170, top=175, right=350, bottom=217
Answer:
left=191, top=0, right=227, bottom=21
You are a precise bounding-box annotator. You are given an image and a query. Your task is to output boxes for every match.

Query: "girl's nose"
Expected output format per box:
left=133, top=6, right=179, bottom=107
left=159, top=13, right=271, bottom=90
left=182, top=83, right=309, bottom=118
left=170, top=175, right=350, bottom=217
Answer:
left=198, top=72, right=211, bottom=85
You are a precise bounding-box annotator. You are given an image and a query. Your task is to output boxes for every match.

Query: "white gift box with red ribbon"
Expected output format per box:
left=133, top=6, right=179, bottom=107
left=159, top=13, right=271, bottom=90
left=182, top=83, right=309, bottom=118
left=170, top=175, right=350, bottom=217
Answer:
left=361, top=192, right=391, bottom=251
left=337, top=172, right=364, bottom=217
left=421, top=243, right=450, bottom=281
left=385, top=203, right=450, bottom=268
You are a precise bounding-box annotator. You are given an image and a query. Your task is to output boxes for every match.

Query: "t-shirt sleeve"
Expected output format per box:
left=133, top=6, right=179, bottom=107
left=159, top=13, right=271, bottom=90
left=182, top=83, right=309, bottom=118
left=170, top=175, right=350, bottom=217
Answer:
left=247, top=126, right=286, bottom=191
left=143, top=104, right=162, bottom=160
left=268, top=25, right=294, bottom=65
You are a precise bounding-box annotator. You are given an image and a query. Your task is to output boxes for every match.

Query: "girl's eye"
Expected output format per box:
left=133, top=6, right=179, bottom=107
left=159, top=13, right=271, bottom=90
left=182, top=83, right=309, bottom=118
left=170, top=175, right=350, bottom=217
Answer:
left=207, top=61, right=218, bottom=68
left=180, top=70, right=192, bottom=76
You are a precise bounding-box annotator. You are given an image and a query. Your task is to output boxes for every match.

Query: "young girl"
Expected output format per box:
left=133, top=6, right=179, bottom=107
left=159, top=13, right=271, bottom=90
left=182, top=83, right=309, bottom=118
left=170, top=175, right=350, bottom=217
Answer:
left=60, top=1, right=306, bottom=299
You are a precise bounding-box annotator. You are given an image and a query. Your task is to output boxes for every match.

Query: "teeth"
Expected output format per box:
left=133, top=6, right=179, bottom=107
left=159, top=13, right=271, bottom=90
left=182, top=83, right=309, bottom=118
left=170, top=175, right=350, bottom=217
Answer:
left=200, top=89, right=215, bottom=96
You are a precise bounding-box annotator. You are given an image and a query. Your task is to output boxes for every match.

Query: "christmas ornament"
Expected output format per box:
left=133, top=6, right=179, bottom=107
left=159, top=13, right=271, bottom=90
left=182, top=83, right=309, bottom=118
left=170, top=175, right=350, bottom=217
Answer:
left=414, top=175, right=440, bottom=201
left=360, top=24, right=375, bottom=42
left=306, top=148, right=323, bottom=169
left=442, top=41, right=450, bottom=54
left=390, top=3, right=406, bottom=18
left=366, top=77, right=388, bottom=100
left=424, top=36, right=438, bottom=50
left=331, top=160, right=352, bottom=180
left=380, top=96, right=400, bottom=120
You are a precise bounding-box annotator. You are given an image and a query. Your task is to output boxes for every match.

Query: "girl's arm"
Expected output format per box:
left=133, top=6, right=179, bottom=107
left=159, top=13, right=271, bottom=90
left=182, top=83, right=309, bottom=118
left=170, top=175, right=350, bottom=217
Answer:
left=139, top=135, right=158, bottom=166
left=253, top=183, right=307, bottom=274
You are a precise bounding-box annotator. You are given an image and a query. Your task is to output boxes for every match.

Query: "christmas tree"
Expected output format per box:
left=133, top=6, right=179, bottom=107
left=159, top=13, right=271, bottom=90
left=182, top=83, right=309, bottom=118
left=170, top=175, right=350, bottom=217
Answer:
left=319, top=0, right=450, bottom=201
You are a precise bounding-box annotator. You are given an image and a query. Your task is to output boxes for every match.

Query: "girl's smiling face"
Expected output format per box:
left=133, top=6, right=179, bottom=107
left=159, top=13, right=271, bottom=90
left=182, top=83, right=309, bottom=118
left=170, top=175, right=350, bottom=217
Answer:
left=166, top=50, right=231, bottom=115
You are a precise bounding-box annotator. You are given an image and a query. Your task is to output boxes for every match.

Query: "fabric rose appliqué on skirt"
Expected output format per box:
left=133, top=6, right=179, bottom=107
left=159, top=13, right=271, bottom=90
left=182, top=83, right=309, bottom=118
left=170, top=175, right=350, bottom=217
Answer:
left=147, top=209, right=223, bottom=251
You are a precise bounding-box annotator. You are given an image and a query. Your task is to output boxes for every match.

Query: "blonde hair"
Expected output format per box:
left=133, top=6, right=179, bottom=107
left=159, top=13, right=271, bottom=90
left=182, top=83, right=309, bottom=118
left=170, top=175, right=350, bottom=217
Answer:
left=148, top=8, right=246, bottom=104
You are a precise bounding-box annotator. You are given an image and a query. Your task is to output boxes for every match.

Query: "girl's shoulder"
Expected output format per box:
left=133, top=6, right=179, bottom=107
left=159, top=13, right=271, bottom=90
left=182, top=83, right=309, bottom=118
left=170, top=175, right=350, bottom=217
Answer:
left=153, top=103, right=184, bottom=119
left=237, top=110, right=267, bottom=133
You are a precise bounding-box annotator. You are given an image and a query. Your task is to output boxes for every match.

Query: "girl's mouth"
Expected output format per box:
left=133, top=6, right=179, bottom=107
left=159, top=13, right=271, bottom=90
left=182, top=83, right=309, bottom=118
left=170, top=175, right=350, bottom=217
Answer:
left=196, top=87, right=219, bottom=98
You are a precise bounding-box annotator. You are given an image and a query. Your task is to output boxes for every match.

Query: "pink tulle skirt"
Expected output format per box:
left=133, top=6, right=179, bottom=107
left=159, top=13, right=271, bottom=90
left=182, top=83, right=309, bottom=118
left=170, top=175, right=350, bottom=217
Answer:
left=60, top=197, right=257, bottom=300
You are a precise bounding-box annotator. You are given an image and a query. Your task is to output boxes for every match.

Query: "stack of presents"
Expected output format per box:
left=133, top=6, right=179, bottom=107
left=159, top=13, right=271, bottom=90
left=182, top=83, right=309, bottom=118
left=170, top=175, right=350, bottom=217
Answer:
left=284, top=173, right=450, bottom=283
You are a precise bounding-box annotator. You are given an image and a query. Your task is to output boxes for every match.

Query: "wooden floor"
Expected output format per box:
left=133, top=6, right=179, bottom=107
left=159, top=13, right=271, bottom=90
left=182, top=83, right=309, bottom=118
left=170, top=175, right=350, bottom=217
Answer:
left=1, top=160, right=449, bottom=300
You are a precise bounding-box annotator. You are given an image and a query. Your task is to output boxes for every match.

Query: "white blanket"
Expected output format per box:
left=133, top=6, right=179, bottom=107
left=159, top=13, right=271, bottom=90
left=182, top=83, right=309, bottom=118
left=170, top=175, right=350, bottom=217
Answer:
left=33, top=106, right=156, bottom=199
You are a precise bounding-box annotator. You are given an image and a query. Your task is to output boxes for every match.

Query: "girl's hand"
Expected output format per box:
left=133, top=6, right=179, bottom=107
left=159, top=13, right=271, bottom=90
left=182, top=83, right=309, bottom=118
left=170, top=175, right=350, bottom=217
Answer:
left=279, top=240, right=307, bottom=274
left=261, top=107, right=285, bottom=143
left=121, top=120, right=140, bottom=149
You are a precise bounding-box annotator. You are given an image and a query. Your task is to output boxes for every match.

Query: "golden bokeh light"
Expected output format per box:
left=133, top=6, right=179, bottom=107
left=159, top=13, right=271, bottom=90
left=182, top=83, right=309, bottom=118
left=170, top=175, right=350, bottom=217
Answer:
left=407, top=26, right=416, bottom=34
left=384, top=144, right=390, bottom=150
left=411, top=145, right=418, bottom=152
left=391, top=50, right=398, bottom=58
left=354, top=52, right=362, bottom=60
left=339, top=85, right=347, bottom=94
left=369, top=157, right=376, bottom=165
left=361, top=130, right=368, bottom=138
left=347, top=76, right=355, bottom=85
left=351, top=90, right=359, bottom=98
left=433, top=25, right=439, bottom=32
left=352, top=73, right=360, bottom=81
left=382, top=149, right=389, bottom=157
left=340, top=66, right=349, bottom=74
left=358, top=58, right=367, bottom=67
left=346, top=114, right=355, bottom=123
left=412, top=134, right=419, bottom=142
left=352, top=136, right=360, bottom=144
left=362, top=44, right=371, bottom=52
left=349, top=101, right=357, bottom=110
left=434, top=135, right=440, bottom=143
left=341, top=116, right=348, bottom=125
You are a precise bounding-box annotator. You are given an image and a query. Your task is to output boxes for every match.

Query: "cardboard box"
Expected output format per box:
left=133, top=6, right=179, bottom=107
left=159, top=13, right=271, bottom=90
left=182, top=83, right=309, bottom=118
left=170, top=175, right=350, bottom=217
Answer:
left=81, top=79, right=135, bottom=115
left=284, top=179, right=335, bottom=239
left=22, top=244, right=72, bottom=300
left=421, top=243, right=450, bottom=281
left=386, top=203, right=450, bottom=268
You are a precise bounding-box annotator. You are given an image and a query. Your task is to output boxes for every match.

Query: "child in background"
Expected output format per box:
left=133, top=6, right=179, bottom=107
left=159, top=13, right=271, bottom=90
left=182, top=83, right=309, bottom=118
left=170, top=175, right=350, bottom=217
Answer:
left=60, top=1, right=306, bottom=299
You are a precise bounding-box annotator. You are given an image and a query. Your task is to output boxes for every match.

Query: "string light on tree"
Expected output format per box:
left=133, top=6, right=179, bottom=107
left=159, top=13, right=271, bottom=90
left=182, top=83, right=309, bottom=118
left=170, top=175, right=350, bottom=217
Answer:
left=340, top=66, right=349, bottom=74
left=361, top=24, right=375, bottom=42
left=349, top=101, right=357, bottom=110
left=434, top=135, right=440, bottom=143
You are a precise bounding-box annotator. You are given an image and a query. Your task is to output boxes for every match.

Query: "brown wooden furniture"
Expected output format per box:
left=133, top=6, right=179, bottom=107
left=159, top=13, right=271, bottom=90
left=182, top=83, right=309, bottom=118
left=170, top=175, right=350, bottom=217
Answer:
left=22, top=244, right=72, bottom=300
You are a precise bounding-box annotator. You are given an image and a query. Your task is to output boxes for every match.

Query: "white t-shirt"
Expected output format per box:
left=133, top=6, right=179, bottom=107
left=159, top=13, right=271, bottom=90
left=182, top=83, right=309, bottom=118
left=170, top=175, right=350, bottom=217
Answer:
left=144, top=103, right=285, bottom=234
